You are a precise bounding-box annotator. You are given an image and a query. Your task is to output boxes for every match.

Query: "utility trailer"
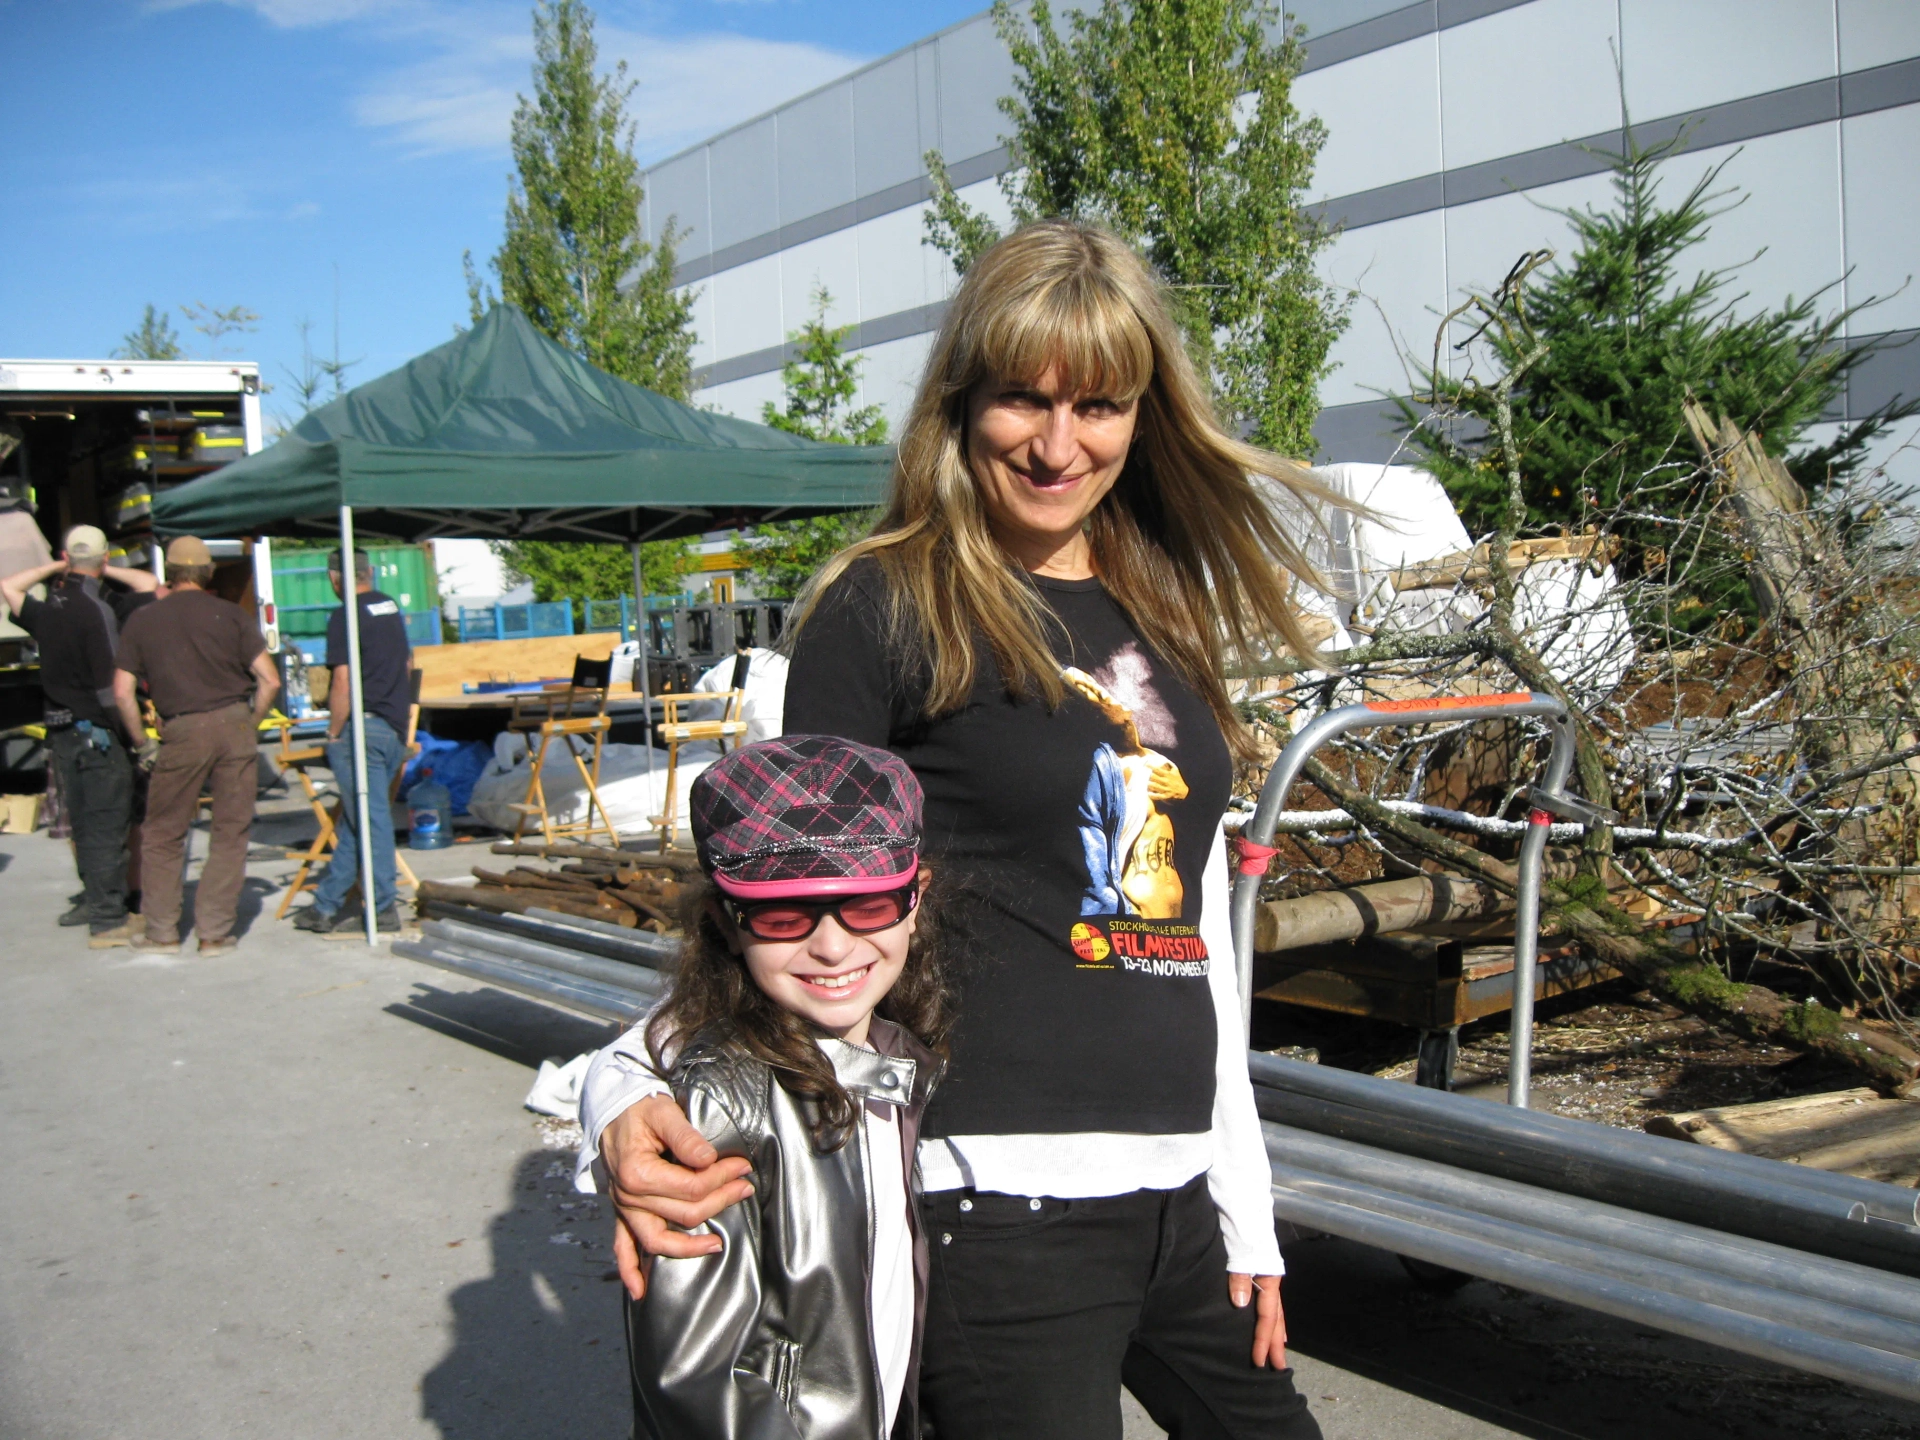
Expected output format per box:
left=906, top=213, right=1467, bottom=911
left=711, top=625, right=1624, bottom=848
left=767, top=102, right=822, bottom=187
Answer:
left=0, top=357, right=275, bottom=781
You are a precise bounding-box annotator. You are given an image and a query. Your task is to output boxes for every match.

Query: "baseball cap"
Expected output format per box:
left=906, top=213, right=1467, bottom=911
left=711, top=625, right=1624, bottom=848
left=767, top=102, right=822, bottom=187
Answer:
left=165, top=536, right=214, bottom=566
left=64, top=525, right=109, bottom=562
left=690, top=735, right=922, bottom=899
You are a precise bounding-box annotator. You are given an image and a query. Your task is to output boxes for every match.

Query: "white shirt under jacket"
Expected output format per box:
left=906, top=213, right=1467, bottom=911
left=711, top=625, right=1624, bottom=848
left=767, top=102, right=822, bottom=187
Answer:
left=575, top=824, right=1284, bottom=1277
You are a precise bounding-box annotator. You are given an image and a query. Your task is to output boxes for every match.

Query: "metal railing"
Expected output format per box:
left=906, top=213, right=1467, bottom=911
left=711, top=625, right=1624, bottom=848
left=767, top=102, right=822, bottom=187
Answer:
left=1230, top=690, right=1597, bottom=1106
left=456, top=599, right=576, bottom=642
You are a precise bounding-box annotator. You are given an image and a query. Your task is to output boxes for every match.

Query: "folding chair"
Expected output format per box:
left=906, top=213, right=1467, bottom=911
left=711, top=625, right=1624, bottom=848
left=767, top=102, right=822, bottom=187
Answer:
left=274, top=672, right=422, bottom=920
left=507, top=655, right=619, bottom=847
left=651, top=689, right=748, bottom=850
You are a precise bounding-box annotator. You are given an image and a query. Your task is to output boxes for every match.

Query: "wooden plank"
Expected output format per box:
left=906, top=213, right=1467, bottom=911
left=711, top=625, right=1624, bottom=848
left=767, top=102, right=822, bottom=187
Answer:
left=411, top=632, right=623, bottom=699
left=1646, top=1089, right=1920, bottom=1187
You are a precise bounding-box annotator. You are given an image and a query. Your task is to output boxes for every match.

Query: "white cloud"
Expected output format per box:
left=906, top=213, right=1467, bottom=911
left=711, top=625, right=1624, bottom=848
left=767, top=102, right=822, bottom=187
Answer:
left=160, top=0, right=869, bottom=161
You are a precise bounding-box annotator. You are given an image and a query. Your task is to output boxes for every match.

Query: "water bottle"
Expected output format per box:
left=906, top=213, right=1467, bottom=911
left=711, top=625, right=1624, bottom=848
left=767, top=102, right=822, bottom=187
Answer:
left=407, top=774, right=454, bottom=850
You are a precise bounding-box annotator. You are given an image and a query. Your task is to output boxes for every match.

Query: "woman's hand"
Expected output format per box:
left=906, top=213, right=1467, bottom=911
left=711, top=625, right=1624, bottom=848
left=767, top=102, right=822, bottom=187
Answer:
left=604, top=1094, right=756, bottom=1301
left=1227, top=1273, right=1287, bottom=1369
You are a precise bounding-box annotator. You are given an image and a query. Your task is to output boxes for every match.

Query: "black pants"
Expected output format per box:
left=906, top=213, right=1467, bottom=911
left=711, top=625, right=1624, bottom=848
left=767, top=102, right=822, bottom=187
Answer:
left=47, top=726, right=134, bottom=929
left=919, top=1174, right=1320, bottom=1440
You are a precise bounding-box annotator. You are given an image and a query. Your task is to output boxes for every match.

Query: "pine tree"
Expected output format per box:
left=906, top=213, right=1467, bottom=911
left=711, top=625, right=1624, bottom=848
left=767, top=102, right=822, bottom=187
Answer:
left=747, top=285, right=885, bottom=598
left=923, top=0, right=1346, bottom=456
left=1400, top=127, right=1910, bottom=538
left=114, top=304, right=184, bottom=361
left=469, top=0, right=695, bottom=400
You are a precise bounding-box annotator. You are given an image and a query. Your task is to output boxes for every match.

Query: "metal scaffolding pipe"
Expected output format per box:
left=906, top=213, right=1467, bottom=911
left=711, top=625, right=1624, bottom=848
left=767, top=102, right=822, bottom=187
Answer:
left=422, top=901, right=678, bottom=969
left=1267, top=1156, right=1920, bottom=1358
left=1250, top=1051, right=1920, bottom=1226
left=424, top=920, right=668, bottom=996
left=526, top=906, right=681, bottom=967
left=393, top=939, right=652, bottom=1025
left=1263, top=1122, right=1920, bottom=1326
left=1251, top=1083, right=1920, bottom=1278
left=1265, top=1176, right=1920, bottom=1403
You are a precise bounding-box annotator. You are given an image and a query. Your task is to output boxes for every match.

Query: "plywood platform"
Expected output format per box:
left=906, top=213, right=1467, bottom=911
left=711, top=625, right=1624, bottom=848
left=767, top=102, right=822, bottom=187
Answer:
left=412, top=633, right=621, bottom=698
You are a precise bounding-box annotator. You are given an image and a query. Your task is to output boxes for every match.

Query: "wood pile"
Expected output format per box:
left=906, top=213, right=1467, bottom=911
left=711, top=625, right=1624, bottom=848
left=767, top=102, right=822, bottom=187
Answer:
left=1646, top=1089, right=1920, bottom=1188
left=415, top=840, right=691, bottom=932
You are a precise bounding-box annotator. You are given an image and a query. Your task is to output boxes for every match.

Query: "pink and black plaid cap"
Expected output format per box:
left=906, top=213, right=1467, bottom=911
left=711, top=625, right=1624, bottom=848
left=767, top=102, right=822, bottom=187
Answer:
left=690, top=735, right=923, bottom=899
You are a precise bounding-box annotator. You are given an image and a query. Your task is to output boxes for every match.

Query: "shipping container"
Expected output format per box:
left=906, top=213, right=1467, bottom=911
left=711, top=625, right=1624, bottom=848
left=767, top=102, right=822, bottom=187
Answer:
left=272, top=543, right=441, bottom=644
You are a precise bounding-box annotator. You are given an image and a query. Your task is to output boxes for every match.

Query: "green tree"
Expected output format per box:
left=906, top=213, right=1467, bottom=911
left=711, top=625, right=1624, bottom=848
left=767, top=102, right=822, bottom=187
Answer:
left=180, top=302, right=259, bottom=358
left=923, top=0, right=1346, bottom=455
left=494, top=536, right=694, bottom=629
left=745, top=285, right=885, bottom=597
left=114, top=304, right=184, bottom=361
left=1399, top=127, right=1912, bottom=537
left=760, top=286, right=888, bottom=445
left=466, top=0, right=695, bottom=399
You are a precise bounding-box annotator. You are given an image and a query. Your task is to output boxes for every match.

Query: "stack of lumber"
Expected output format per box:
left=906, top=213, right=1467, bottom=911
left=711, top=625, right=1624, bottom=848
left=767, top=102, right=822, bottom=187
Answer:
left=414, top=840, right=695, bottom=932
left=1646, top=1089, right=1920, bottom=1189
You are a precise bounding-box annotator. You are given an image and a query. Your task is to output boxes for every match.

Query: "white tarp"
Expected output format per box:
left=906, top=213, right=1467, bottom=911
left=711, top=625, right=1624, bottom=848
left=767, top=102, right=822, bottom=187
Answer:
left=1264, top=461, right=1634, bottom=698
left=467, top=650, right=790, bottom=835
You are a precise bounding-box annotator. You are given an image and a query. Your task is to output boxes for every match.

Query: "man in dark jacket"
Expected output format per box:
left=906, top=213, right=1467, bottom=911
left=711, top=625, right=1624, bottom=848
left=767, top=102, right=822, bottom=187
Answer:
left=114, top=536, right=279, bottom=957
left=1, top=525, right=157, bottom=946
left=292, top=548, right=412, bottom=935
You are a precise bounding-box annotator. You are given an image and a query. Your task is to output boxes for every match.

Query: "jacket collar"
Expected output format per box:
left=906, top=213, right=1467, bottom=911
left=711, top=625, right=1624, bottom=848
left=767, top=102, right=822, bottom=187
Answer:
left=820, top=1017, right=941, bottom=1108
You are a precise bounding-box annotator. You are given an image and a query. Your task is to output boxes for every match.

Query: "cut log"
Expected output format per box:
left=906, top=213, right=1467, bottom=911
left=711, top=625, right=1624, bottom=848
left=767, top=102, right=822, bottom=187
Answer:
left=507, top=865, right=601, bottom=891
left=468, top=866, right=596, bottom=894
left=490, top=840, right=701, bottom=872
left=1646, top=1088, right=1920, bottom=1188
left=1254, top=874, right=1507, bottom=954
left=416, top=880, right=637, bottom=927
left=612, top=888, right=677, bottom=927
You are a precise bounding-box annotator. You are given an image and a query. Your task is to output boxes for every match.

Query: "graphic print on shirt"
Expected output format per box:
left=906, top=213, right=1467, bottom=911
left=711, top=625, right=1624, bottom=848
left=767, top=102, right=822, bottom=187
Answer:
left=1063, top=649, right=1209, bottom=978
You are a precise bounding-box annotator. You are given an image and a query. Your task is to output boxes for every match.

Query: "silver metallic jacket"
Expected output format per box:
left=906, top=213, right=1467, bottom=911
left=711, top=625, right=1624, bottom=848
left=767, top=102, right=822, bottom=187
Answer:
left=626, top=1019, right=941, bottom=1440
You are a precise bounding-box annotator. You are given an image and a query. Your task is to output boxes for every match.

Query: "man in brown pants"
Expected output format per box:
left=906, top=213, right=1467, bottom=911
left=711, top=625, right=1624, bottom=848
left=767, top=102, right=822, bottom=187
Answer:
left=113, top=537, right=280, bottom=956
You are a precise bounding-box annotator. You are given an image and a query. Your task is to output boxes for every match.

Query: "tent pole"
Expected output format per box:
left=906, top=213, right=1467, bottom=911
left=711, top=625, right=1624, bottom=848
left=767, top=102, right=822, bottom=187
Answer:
left=630, top=540, right=656, bottom=806
left=341, top=505, right=378, bottom=946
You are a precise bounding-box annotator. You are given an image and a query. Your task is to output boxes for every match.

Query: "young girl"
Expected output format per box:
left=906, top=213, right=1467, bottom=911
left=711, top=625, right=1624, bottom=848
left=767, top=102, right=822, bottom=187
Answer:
left=623, top=734, right=946, bottom=1440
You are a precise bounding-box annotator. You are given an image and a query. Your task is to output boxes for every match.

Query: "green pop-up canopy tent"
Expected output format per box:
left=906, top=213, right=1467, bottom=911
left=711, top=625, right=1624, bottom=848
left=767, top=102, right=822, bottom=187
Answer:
left=151, top=303, right=893, bottom=543
left=151, top=303, right=895, bottom=943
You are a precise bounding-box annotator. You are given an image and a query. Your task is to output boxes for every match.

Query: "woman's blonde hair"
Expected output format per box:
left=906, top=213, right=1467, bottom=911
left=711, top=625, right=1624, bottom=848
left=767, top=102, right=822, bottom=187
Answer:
left=790, top=218, right=1340, bottom=755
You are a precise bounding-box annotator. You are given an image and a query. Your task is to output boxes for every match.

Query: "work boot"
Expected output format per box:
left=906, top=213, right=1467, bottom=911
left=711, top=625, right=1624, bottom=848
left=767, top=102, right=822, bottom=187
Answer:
left=59, top=901, right=90, bottom=927
left=131, top=933, right=182, bottom=955
left=197, top=936, right=239, bottom=958
left=88, top=922, right=133, bottom=949
left=377, top=905, right=403, bottom=934
left=291, top=905, right=339, bottom=934
left=319, top=907, right=403, bottom=939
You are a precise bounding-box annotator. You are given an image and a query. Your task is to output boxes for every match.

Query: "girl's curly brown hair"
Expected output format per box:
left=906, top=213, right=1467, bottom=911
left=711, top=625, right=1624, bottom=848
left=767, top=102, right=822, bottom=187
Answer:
left=645, top=871, right=951, bottom=1152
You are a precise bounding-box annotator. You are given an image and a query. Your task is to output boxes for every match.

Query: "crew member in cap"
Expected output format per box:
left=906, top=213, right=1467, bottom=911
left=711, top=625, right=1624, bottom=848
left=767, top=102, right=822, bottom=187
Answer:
left=292, top=547, right=413, bottom=935
left=0, top=525, right=158, bottom=945
left=113, top=537, right=280, bottom=957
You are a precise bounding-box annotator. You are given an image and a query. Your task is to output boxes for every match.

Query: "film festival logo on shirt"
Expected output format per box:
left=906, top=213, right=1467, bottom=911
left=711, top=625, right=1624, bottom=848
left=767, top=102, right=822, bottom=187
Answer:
left=1070, top=916, right=1209, bottom=977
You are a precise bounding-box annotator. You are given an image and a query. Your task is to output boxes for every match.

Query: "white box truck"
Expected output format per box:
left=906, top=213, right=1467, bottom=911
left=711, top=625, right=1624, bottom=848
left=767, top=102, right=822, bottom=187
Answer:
left=0, top=358, right=276, bottom=766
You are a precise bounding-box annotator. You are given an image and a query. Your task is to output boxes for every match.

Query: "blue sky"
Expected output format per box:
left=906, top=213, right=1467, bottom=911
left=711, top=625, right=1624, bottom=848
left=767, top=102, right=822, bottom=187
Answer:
left=0, top=0, right=983, bottom=429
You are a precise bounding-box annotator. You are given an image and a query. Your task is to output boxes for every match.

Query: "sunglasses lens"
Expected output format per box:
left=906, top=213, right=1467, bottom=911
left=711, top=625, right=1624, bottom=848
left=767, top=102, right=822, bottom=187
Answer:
left=744, top=906, right=817, bottom=941
left=837, top=892, right=909, bottom=932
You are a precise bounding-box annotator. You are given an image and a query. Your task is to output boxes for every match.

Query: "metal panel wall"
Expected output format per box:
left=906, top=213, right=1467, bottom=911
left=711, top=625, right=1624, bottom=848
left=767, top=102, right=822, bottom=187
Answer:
left=1438, top=0, right=1621, bottom=170
left=935, top=15, right=1014, bottom=161
left=777, top=83, right=856, bottom=227
left=1621, top=0, right=1836, bottom=121
left=853, top=49, right=929, bottom=197
left=708, top=116, right=780, bottom=253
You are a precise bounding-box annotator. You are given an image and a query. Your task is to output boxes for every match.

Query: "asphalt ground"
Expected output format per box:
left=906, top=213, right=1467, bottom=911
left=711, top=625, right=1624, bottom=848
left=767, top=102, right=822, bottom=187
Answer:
left=1, top=792, right=1914, bottom=1439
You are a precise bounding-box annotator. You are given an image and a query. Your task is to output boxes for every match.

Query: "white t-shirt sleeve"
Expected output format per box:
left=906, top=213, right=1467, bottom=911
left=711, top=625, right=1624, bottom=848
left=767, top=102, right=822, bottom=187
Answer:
left=574, top=1013, right=672, bottom=1195
left=1200, top=823, right=1284, bottom=1276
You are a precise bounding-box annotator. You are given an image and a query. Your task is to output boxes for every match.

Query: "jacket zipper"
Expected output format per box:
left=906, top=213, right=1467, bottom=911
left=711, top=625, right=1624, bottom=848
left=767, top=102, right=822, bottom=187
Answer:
left=857, top=1099, right=886, bottom=1440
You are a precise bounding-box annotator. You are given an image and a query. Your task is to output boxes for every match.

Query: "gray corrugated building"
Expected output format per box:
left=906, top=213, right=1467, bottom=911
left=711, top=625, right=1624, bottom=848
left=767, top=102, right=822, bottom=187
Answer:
left=643, top=1, right=1920, bottom=485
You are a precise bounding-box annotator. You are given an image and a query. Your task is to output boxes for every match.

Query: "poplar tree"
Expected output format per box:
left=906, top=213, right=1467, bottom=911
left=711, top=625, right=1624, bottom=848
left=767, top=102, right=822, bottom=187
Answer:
left=467, top=0, right=695, bottom=400
left=475, top=0, right=699, bottom=618
left=924, top=0, right=1346, bottom=457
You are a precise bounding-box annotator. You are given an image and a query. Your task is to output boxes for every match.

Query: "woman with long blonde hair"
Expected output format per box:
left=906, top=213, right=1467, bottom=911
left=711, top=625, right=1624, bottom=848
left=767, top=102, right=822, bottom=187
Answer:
left=584, top=219, right=1334, bottom=1439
